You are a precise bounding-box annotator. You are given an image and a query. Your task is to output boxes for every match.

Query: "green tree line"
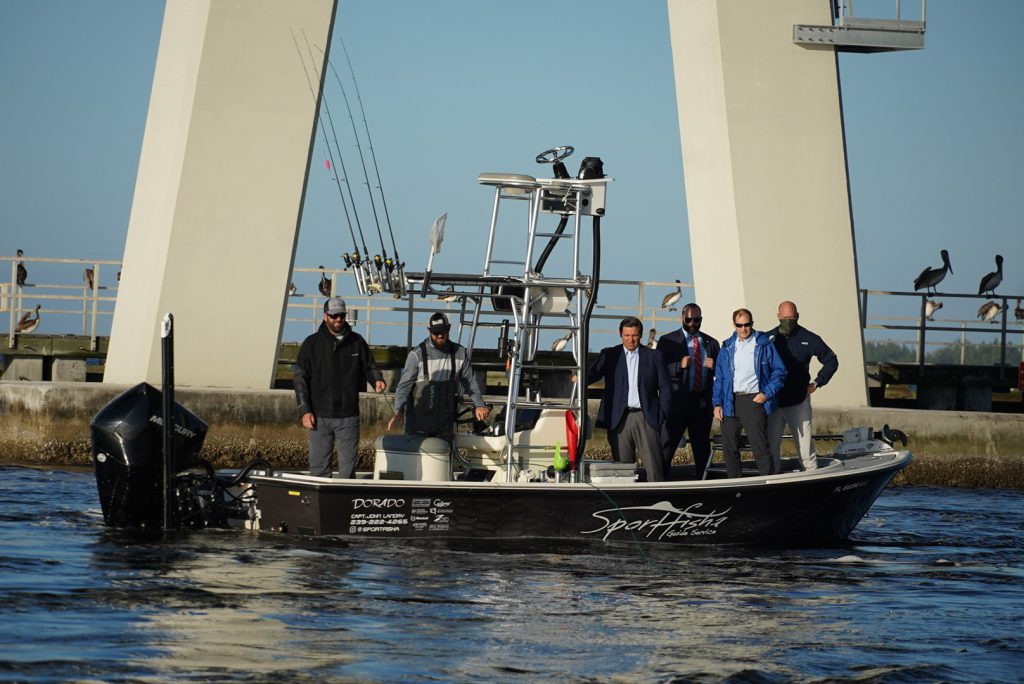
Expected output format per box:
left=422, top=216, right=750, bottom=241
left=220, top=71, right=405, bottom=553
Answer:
left=864, top=340, right=1021, bottom=365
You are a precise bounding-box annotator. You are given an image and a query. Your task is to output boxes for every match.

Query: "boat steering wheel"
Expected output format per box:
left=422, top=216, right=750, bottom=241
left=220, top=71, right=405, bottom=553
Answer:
left=535, top=146, right=574, bottom=164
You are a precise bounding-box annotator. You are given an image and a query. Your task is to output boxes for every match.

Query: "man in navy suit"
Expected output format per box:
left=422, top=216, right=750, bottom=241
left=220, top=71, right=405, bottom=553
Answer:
left=658, top=303, right=720, bottom=479
left=588, top=316, right=671, bottom=481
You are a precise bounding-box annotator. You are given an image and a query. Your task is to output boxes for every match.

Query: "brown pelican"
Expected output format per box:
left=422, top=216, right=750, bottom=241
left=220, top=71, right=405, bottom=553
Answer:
left=83, top=268, right=94, bottom=290
left=977, top=300, right=1002, bottom=323
left=551, top=331, right=572, bottom=352
left=438, top=285, right=460, bottom=303
left=977, top=254, right=1003, bottom=296
left=661, top=279, right=682, bottom=311
left=15, top=304, right=41, bottom=334
left=16, top=249, right=27, bottom=287
left=1015, top=298, right=1023, bottom=322
left=646, top=328, right=658, bottom=349
left=913, top=249, right=952, bottom=295
left=925, top=299, right=942, bottom=321
left=318, top=266, right=332, bottom=297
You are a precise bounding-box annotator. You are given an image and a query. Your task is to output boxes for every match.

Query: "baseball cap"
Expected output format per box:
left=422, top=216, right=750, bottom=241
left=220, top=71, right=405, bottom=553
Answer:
left=428, top=312, right=451, bottom=333
left=324, top=297, right=347, bottom=316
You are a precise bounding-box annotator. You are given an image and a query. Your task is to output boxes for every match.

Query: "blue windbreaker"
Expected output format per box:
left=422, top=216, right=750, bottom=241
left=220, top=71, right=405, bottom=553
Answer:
left=711, top=330, right=787, bottom=417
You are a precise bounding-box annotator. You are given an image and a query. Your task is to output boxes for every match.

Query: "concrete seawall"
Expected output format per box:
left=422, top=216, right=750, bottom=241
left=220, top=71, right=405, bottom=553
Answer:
left=2, top=381, right=1022, bottom=489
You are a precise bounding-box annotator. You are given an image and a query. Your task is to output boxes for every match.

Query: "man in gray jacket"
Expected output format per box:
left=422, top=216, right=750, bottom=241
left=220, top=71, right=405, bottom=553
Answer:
left=387, top=312, right=489, bottom=436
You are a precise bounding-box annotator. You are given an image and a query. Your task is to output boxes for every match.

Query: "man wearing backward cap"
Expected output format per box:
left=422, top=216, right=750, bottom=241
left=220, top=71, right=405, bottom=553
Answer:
left=388, top=312, right=489, bottom=437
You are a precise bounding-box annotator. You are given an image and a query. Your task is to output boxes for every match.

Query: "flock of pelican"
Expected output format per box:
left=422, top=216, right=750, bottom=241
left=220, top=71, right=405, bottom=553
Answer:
left=914, top=251, right=1020, bottom=323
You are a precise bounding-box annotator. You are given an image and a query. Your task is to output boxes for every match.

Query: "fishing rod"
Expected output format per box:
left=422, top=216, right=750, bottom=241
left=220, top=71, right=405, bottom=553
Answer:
left=300, top=33, right=379, bottom=295
left=318, top=48, right=388, bottom=265
left=338, top=36, right=404, bottom=290
left=290, top=29, right=370, bottom=294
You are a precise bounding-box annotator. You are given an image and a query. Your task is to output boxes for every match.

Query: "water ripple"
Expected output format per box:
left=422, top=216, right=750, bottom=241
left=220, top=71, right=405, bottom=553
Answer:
left=0, top=468, right=1021, bottom=682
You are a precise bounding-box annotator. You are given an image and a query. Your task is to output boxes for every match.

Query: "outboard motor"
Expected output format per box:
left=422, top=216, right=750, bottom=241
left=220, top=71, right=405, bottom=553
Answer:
left=91, top=382, right=211, bottom=530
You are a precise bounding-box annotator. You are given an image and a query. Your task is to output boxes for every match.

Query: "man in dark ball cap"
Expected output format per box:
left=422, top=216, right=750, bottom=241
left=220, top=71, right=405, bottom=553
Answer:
left=294, top=296, right=386, bottom=478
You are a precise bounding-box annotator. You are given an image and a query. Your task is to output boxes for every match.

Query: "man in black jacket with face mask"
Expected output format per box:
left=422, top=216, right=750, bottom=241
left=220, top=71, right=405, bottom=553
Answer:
left=294, top=297, right=386, bottom=478
left=767, top=300, right=838, bottom=472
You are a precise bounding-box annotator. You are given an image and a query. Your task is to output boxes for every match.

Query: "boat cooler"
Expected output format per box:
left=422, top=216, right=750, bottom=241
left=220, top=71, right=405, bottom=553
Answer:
left=585, top=460, right=638, bottom=484
left=373, top=435, right=451, bottom=481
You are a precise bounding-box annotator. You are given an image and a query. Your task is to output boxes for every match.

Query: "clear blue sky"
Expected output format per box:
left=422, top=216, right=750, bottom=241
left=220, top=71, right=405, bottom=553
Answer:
left=1, top=1, right=1022, bottom=344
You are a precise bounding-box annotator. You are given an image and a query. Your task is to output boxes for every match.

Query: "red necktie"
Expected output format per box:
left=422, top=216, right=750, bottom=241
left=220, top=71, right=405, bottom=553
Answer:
left=692, top=335, right=703, bottom=392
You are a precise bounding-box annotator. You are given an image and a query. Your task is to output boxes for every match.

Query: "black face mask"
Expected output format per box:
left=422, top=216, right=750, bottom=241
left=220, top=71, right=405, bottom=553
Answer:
left=778, top=318, right=799, bottom=336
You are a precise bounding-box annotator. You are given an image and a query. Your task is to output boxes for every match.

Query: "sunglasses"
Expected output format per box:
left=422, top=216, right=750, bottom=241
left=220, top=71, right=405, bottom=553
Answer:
left=326, top=313, right=345, bottom=320
left=684, top=317, right=702, bottom=323
left=734, top=322, right=753, bottom=328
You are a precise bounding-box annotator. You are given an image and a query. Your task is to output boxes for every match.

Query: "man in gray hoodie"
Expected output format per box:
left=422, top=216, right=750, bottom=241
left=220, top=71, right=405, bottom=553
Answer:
left=387, top=312, right=489, bottom=436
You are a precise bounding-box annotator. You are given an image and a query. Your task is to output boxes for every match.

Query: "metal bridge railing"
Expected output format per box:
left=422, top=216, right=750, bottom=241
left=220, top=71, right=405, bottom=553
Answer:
left=3, top=257, right=691, bottom=354
left=860, top=288, right=1024, bottom=365
left=6, top=256, right=1020, bottom=368
left=3, top=255, right=120, bottom=350
left=286, top=267, right=692, bottom=349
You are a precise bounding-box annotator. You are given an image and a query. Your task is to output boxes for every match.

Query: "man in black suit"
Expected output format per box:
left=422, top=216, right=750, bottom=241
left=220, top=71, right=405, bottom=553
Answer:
left=658, top=303, right=720, bottom=479
left=588, top=316, right=671, bottom=481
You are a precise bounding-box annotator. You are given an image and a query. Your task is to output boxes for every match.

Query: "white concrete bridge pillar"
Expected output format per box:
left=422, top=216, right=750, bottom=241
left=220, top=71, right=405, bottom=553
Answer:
left=667, top=0, right=868, bottom=407
left=105, top=0, right=336, bottom=389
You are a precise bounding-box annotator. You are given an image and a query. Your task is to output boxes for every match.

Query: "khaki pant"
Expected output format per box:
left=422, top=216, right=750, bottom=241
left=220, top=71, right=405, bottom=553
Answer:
left=768, top=396, right=816, bottom=472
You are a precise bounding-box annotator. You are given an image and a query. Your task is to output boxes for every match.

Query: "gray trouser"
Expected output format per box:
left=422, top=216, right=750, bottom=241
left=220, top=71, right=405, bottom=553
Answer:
left=720, top=394, right=773, bottom=478
left=608, top=409, right=665, bottom=482
left=309, top=415, right=361, bottom=478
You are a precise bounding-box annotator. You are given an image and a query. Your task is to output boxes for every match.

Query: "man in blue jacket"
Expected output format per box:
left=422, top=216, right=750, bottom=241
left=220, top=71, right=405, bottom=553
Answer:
left=711, top=308, right=787, bottom=478
left=589, top=316, right=671, bottom=481
left=767, top=300, right=838, bottom=472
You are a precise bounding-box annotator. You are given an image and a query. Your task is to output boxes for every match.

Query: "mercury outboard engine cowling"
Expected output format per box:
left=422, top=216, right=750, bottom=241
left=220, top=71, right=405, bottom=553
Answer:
left=91, top=382, right=209, bottom=529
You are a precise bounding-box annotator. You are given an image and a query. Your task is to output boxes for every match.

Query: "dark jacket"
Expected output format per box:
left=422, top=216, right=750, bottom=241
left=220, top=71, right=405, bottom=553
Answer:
left=766, top=325, right=839, bottom=408
left=293, top=322, right=384, bottom=419
left=711, top=330, right=787, bottom=417
left=657, top=328, right=720, bottom=406
left=588, top=344, right=671, bottom=432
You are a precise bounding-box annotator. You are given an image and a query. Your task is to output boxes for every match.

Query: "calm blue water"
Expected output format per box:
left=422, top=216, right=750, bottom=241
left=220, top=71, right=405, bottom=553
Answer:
left=0, top=466, right=1021, bottom=683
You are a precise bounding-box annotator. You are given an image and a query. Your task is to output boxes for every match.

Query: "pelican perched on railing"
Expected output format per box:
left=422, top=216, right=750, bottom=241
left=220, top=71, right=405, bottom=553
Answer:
left=16, top=304, right=41, bottom=334
left=551, top=331, right=572, bottom=352
left=16, top=249, right=27, bottom=287
left=977, top=254, right=1003, bottom=297
left=318, top=266, right=332, bottom=297
left=661, top=279, right=682, bottom=311
left=913, top=249, right=952, bottom=295
left=977, top=300, right=1002, bottom=323
left=438, top=285, right=460, bottom=303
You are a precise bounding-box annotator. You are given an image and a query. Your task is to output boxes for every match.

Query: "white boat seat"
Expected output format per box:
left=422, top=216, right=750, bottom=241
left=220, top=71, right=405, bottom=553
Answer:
left=477, top=172, right=539, bottom=195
